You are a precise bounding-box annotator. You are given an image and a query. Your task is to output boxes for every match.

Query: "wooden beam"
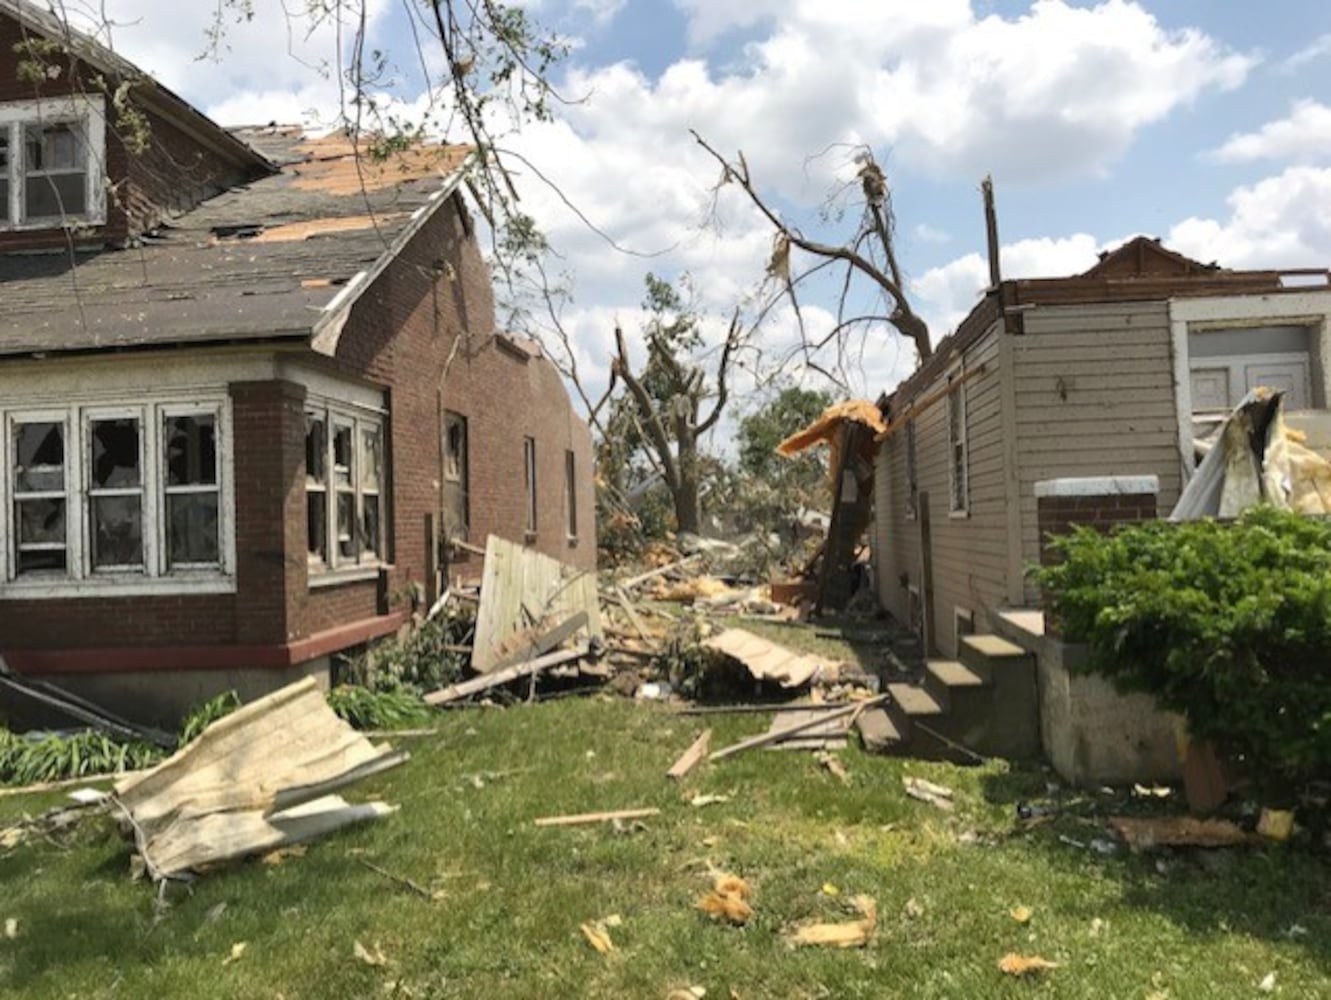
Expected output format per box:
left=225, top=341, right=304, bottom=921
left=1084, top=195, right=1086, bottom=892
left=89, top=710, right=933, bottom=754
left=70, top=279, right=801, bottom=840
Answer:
left=877, top=364, right=987, bottom=442
left=533, top=807, right=661, bottom=828
left=666, top=729, right=711, bottom=779
left=619, top=554, right=703, bottom=590
left=489, top=611, right=590, bottom=672
left=709, top=696, right=887, bottom=761
left=424, top=644, right=590, bottom=706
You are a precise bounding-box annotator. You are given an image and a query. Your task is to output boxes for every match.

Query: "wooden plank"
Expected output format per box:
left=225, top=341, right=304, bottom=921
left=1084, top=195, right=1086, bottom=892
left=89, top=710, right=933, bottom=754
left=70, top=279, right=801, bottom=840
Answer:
left=424, top=643, right=590, bottom=706
left=471, top=535, right=602, bottom=673
left=709, top=696, right=887, bottom=762
left=534, top=808, right=661, bottom=828
left=619, top=555, right=703, bottom=590
left=615, top=587, right=651, bottom=641
left=666, top=730, right=712, bottom=780
left=489, top=611, right=590, bottom=671
left=762, top=710, right=851, bottom=751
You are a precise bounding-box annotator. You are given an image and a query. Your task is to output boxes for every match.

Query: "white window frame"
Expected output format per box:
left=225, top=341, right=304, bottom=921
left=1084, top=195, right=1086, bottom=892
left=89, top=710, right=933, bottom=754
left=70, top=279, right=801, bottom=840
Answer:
left=904, top=418, right=918, bottom=521
left=947, top=366, right=969, bottom=517
left=1, top=396, right=233, bottom=597
left=0, top=95, right=107, bottom=231
left=306, top=399, right=388, bottom=584
left=160, top=405, right=225, bottom=572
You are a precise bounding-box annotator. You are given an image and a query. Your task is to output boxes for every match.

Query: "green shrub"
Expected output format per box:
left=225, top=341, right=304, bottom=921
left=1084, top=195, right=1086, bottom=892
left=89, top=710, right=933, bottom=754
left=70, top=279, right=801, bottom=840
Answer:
left=326, top=685, right=432, bottom=731
left=179, top=690, right=243, bottom=745
left=0, top=727, right=161, bottom=786
left=1034, top=506, right=1331, bottom=795
left=342, top=611, right=471, bottom=694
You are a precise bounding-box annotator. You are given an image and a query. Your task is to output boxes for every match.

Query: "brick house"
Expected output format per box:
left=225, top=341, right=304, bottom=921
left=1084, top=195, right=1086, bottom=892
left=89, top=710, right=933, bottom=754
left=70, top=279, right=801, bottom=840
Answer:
left=0, top=0, right=596, bottom=722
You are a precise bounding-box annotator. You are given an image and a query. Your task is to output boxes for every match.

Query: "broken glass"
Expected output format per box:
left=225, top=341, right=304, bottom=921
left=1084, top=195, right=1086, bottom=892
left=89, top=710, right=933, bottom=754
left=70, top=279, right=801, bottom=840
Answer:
left=168, top=494, right=220, bottom=564
left=165, top=415, right=216, bottom=486
left=14, top=422, right=63, bottom=492
left=92, top=495, right=143, bottom=567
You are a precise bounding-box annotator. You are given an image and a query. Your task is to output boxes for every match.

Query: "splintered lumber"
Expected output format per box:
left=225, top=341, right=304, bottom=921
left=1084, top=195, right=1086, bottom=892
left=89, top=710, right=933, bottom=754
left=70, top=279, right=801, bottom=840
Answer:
left=710, top=696, right=888, bottom=762
left=666, top=730, right=712, bottom=779
left=702, top=628, right=839, bottom=688
left=113, top=677, right=405, bottom=879
left=471, top=535, right=603, bottom=673
left=533, top=808, right=661, bottom=828
left=489, top=611, right=590, bottom=671
left=615, top=586, right=651, bottom=641
left=1109, top=815, right=1257, bottom=850
left=619, top=554, right=703, bottom=590
left=763, top=709, right=850, bottom=751
left=424, top=644, right=590, bottom=706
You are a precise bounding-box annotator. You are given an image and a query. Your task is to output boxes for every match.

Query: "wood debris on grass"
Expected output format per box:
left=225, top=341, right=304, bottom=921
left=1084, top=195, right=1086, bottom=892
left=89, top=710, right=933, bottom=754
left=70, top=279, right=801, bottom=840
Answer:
left=1010, top=905, right=1032, bottom=925
left=689, top=793, right=730, bottom=808
left=667, top=730, right=712, bottom=780
left=533, top=807, right=661, bottom=828
left=4, top=917, right=17, bottom=939
left=222, top=941, right=248, bottom=966
left=709, top=697, right=886, bottom=762
left=998, top=953, right=1058, bottom=976
left=816, top=751, right=850, bottom=784
left=784, top=894, right=877, bottom=949
left=697, top=872, right=753, bottom=925
left=113, top=677, right=405, bottom=880
left=903, top=776, right=955, bottom=811
left=1109, top=815, right=1256, bottom=850
left=353, top=940, right=389, bottom=967
left=579, top=914, right=622, bottom=955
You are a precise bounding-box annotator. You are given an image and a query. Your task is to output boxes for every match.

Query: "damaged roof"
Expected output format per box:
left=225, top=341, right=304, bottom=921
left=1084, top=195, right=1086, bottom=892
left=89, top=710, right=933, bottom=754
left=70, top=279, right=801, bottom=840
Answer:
left=0, top=128, right=471, bottom=358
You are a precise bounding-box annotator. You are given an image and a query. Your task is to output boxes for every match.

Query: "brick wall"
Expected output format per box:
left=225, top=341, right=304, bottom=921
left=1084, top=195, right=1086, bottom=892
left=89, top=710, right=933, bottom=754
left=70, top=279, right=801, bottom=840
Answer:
left=1036, top=490, right=1159, bottom=565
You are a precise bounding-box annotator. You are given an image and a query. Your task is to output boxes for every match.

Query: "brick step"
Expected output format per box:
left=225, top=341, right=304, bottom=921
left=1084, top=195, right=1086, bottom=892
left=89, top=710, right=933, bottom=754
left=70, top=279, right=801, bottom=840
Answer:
left=958, top=633, right=1030, bottom=681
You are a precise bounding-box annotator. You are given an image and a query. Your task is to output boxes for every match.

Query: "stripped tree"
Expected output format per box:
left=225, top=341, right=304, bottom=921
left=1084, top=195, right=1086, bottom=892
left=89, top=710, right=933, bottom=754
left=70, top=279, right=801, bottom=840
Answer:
left=692, top=131, right=933, bottom=377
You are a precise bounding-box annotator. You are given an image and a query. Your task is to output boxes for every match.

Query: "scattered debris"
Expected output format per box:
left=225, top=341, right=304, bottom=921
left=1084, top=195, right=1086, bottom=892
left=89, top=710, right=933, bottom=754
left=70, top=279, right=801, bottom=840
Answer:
left=710, top=697, right=886, bottom=762
left=1109, top=815, right=1257, bottom=851
left=903, top=897, right=924, bottom=919
left=903, top=776, right=955, bottom=811
left=998, top=953, right=1058, bottom=977
left=664, top=988, right=707, bottom=1000
left=353, top=940, right=389, bottom=967
left=1258, top=971, right=1277, bottom=993
left=223, top=941, right=248, bottom=966
left=762, top=708, right=851, bottom=751
left=424, top=644, right=592, bottom=706
left=1257, top=807, right=1294, bottom=842
left=667, top=730, right=712, bottom=780
left=784, top=894, right=877, bottom=949
left=1010, top=905, right=1032, bottom=925
left=260, top=844, right=308, bottom=866
left=697, top=872, right=753, bottom=925
left=113, top=677, right=405, bottom=880
left=690, top=793, right=731, bottom=808
left=817, top=752, right=850, bottom=785
left=579, top=914, right=622, bottom=955
left=4, top=918, right=17, bottom=939
left=533, top=808, right=661, bottom=828
left=470, top=535, right=603, bottom=674
left=357, top=858, right=436, bottom=901
left=0, top=661, right=175, bottom=749
left=702, top=629, right=839, bottom=689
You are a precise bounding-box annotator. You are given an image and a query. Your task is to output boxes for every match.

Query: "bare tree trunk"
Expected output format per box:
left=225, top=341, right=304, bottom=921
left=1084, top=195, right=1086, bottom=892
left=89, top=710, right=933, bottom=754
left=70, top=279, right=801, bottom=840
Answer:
left=673, top=409, right=701, bottom=535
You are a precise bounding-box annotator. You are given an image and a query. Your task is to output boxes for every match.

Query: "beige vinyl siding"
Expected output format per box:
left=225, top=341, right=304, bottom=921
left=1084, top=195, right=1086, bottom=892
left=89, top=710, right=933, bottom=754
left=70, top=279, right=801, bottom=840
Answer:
left=875, top=324, right=1009, bottom=656
left=1013, top=300, right=1183, bottom=603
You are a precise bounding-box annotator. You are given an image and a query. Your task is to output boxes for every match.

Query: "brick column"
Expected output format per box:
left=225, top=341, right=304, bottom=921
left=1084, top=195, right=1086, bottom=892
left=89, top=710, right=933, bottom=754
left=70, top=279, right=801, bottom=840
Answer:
left=229, top=379, right=308, bottom=645
left=1035, top=476, right=1160, bottom=566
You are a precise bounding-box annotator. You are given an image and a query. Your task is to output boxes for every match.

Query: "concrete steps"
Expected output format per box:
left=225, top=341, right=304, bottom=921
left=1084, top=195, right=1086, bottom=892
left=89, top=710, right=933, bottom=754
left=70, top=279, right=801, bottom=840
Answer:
left=858, top=632, right=1040, bottom=761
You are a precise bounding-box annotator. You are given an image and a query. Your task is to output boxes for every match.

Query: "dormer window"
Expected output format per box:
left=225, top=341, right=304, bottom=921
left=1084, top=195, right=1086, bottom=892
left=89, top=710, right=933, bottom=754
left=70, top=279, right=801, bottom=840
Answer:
left=0, top=96, right=105, bottom=230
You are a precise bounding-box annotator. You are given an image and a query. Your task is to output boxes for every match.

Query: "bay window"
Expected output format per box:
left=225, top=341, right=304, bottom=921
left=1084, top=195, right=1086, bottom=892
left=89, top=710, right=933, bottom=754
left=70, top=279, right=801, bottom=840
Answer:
left=305, top=403, right=386, bottom=574
left=2, top=400, right=229, bottom=591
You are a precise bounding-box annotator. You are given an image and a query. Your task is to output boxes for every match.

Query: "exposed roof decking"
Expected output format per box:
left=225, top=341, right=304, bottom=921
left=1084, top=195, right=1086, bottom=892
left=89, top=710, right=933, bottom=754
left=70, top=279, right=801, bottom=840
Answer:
left=0, top=130, right=470, bottom=358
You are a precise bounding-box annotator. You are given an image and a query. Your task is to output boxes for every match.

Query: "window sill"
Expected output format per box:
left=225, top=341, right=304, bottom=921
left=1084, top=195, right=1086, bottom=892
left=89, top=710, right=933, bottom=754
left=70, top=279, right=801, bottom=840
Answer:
left=0, top=215, right=106, bottom=233
left=524, top=532, right=538, bottom=545
left=309, top=564, right=388, bottom=590
left=948, top=509, right=970, bottom=520
left=0, top=573, right=235, bottom=600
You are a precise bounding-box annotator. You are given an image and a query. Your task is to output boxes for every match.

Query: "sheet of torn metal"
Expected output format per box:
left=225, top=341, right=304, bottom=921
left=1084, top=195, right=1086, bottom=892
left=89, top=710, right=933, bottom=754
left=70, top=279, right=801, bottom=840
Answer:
left=702, top=628, right=840, bottom=688
left=762, top=709, right=851, bottom=751
left=471, top=535, right=603, bottom=673
left=113, top=677, right=406, bottom=879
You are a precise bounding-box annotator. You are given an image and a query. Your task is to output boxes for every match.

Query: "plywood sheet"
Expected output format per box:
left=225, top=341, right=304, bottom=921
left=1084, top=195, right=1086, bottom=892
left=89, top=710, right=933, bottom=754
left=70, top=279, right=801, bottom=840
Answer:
left=702, top=628, right=837, bottom=688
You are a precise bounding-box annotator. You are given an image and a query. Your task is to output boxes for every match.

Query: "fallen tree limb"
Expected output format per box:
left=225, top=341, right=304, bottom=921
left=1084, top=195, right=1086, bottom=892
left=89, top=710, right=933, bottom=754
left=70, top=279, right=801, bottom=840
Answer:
left=533, top=807, right=661, bottom=828
left=619, top=555, right=703, bottom=590
left=424, top=644, right=591, bottom=706
left=709, top=695, right=888, bottom=762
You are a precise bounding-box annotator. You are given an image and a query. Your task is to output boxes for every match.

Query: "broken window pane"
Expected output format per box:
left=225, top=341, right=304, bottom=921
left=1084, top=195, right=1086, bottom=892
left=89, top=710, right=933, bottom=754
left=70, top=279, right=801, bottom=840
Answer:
left=17, top=548, right=65, bottom=574
left=14, top=422, right=64, bottom=492
left=362, top=495, right=380, bottom=558
left=361, top=427, right=382, bottom=491
left=305, top=414, right=326, bottom=484
left=92, top=495, right=144, bottom=568
left=444, top=412, right=467, bottom=482
left=0, top=131, right=8, bottom=222
left=337, top=492, right=356, bottom=559
left=17, top=497, right=64, bottom=544
left=25, top=123, right=82, bottom=172
left=24, top=172, right=86, bottom=219
left=333, top=424, right=353, bottom=487
left=307, top=492, right=327, bottom=561
left=165, top=415, right=216, bottom=486
left=168, top=493, right=220, bottom=564
left=91, top=419, right=140, bottom=488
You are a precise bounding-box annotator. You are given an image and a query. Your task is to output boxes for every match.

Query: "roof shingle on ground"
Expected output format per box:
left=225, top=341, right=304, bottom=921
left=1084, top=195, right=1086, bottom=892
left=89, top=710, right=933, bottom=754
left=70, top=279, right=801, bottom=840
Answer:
left=0, top=127, right=469, bottom=358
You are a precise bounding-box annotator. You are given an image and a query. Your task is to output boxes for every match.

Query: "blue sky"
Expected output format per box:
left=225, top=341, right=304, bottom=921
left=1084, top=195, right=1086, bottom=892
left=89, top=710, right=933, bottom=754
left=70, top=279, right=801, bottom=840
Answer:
left=87, top=0, right=1331, bottom=405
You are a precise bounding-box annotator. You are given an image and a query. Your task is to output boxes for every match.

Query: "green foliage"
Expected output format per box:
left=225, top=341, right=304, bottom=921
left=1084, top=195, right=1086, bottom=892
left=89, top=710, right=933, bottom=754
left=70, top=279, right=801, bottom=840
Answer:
left=325, top=685, right=432, bottom=732
left=178, top=690, right=243, bottom=746
left=1035, top=506, right=1331, bottom=792
left=737, top=385, right=834, bottom=482
left=0, top=728, right=160, bottom=786
left=341, top=609, right=472, bottom=694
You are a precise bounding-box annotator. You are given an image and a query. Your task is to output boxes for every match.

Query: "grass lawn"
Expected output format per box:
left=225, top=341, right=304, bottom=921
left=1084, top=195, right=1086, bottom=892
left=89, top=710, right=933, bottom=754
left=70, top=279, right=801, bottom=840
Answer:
left=1, top=697, right=1328, bottom=998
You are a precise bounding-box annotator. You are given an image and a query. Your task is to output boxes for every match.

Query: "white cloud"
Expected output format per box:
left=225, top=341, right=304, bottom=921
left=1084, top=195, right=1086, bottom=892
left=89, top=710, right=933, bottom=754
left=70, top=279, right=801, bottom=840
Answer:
left=912, top=234, right=1101, bottom=337
left=1209, top=99, right=1331, bottom=165
left=1169, top=167, right=1331, bottom=270
left=914, top=223, right=951, bottom=244
left=1281, top=32, right=1331, bottom=73
left=574, top=0, right=629, bottom=26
